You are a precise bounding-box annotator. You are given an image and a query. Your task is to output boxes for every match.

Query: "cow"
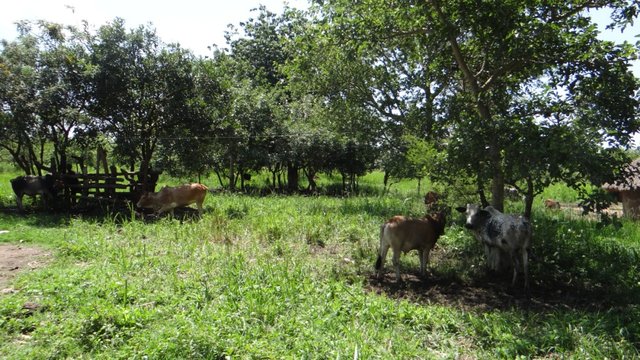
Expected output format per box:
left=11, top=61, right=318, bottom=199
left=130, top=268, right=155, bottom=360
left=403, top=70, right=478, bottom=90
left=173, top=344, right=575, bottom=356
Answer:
left=10, top=174, right=62, bottom=212
left=505, top=186, right=521, bottom=201
left=136, top=183, right=208, bottom=216
left=424, top=191, right=441, bottom=212
left=544, top=198, right=561, bottom=209
left=456, top=204, right=532, bottom=290
left=375, top=211, right=447, bottom=282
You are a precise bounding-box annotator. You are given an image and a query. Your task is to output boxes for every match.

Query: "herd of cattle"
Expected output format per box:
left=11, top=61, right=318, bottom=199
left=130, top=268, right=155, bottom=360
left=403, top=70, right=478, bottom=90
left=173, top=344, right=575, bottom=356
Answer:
left=8, top=174, right=208, bottom=215
left=10, top=175, right=555, bottom=291
left=377, top=196, right=532, bottom=291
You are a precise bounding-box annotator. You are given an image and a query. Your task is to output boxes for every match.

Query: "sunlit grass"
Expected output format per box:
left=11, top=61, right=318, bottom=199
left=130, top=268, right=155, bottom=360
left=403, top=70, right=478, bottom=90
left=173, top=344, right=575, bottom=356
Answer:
left=0, top=173, right=639, bottom=358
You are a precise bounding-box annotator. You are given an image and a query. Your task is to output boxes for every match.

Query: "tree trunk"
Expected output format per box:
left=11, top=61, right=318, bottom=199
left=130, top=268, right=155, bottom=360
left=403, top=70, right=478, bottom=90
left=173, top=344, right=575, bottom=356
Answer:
left=287, top=163, right=299, bottom=192
left=214, top=170, right=225, bottom=188
left=477, top=177, right=490, bottom=208
left=488, top=134, right=505, bottom=211
left=432, top=0, right=505, bottom=211
left=229, top=153, right=236, bottom=191
left=524, top=178, right=534, bottom=219
left=383, top=171, right=389, bottom=190
left=304, top=168, right=317, bottom=192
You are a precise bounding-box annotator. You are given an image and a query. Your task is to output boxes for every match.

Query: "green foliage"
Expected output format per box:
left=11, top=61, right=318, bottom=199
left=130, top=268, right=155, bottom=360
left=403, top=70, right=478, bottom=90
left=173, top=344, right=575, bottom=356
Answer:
left=0, top=20, right=93, bottom=174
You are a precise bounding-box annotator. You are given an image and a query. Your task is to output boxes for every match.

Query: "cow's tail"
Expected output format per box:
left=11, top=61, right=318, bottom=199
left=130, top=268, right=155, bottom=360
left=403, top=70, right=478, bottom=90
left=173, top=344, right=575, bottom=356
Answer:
left=196, top=183, right=208, bottom=191
left=375, top=224, right=386, bottom=270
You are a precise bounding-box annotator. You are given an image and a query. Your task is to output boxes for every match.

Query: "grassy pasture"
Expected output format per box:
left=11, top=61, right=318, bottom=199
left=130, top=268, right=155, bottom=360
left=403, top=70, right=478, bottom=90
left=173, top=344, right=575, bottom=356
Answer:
left=0, top=170, right=639, bottom=358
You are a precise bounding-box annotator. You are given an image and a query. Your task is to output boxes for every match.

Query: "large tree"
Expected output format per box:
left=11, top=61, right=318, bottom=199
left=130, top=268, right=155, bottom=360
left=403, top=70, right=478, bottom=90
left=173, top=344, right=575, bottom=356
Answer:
left=0, top=21, right=95, bottom=175
left=90, top=19, right=195, bottom=185
left=224, top=5, right=313, bottom=191
left=307, top=0, right=639, bottom=213
left=0, top=24, right=43, bottom=174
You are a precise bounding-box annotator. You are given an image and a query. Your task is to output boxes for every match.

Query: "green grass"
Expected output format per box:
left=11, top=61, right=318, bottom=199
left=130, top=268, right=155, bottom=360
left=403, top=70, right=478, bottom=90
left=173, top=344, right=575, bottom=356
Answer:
left=0, top=174, right=639, bottom=358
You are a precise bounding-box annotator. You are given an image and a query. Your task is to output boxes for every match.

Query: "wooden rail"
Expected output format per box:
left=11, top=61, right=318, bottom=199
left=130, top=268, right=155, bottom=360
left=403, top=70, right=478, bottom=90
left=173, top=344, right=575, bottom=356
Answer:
left=58, top=165, right=160, bottom=208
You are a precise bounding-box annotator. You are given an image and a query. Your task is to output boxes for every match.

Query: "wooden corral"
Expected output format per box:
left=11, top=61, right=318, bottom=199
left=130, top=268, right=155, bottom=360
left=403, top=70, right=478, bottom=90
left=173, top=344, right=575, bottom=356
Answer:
left=60, top=166, right=160, bottom=209
left=602, top=158, right=640, bottom=220
left=54, top=148, right=160, bottom=211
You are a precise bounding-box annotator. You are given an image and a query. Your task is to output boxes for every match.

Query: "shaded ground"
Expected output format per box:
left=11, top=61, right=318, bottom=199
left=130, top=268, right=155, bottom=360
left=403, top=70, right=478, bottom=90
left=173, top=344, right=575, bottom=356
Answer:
left=0, top=243, right=51, bottom=291
left=365, top=269, right=636, bottom=313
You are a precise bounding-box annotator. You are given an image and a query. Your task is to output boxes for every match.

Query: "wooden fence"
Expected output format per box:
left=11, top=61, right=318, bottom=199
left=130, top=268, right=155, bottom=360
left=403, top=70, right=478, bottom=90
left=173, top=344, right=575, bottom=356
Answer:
left=60, top=165, right=160, bottom=209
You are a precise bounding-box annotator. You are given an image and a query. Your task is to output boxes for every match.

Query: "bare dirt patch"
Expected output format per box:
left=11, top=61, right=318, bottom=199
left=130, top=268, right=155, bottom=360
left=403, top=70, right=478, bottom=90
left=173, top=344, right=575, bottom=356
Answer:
left=0, top=243, right=52, bottom=291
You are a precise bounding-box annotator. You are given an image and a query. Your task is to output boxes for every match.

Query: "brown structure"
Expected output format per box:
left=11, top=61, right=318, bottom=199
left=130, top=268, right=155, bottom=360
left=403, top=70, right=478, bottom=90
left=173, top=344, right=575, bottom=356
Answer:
left=603, top=158, right=640, bottom=220
left=55, top=148, right=160, bottom=210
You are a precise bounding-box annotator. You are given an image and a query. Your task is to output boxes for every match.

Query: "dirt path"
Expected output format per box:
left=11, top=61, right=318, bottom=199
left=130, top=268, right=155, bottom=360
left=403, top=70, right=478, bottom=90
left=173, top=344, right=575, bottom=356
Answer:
left=0, top=243, right=52, bottom=291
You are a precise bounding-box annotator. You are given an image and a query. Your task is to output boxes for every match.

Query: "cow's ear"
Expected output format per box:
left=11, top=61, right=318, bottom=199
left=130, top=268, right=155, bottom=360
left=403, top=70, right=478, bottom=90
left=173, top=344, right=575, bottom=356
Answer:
left=455, top=206, right=466, bottom=213
left=477, top=209, right=491, bottom=220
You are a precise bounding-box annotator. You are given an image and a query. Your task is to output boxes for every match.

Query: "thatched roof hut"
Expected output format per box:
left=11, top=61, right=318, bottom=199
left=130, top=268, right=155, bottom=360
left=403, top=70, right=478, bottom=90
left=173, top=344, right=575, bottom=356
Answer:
left=602, top=158, right=640, bottom=219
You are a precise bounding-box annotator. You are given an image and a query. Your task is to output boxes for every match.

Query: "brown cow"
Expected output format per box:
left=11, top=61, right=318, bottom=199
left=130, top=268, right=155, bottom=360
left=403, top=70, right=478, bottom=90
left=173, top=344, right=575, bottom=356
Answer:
left=136, top=183, right=208, bottom=216
left=424, top=191, right=439, bottom=206
left=375, top=211, right=447, bottom=282
left=544, top=199, right=561, bottom=209
left=424, top=190, right=442, bottom=213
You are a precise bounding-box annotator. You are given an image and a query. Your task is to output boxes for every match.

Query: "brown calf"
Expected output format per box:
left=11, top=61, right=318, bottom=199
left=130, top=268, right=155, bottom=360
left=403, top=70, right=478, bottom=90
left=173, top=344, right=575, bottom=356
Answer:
left=375, top=211, right=447, bottom=282
left=137, top=183, right=208, bottom=216
left=544, top=199, right=561, bottom=209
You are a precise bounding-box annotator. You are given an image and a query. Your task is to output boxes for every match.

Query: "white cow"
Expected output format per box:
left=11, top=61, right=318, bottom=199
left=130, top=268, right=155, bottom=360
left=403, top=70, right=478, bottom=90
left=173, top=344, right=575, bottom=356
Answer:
left=456, top=204, right=532, bottom=290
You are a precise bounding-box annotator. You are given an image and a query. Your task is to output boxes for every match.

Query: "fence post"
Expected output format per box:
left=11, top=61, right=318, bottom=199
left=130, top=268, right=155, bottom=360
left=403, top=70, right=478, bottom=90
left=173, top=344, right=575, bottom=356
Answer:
left=109, top=165, right=118, bottom=198
left=80, top=163, right=89, bottom=207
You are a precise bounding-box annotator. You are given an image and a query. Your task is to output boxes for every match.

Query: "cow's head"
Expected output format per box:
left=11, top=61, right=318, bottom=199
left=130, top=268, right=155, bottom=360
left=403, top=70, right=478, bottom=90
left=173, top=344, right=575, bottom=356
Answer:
left=455, top=204, right=490, bottom=230
left=424, top=191, right=439, bottom=205
left=43, top=174, right=64, bottom=194
left=426, top=210, right=448, bottom=237
left=136, top=192, right=155, bottom=209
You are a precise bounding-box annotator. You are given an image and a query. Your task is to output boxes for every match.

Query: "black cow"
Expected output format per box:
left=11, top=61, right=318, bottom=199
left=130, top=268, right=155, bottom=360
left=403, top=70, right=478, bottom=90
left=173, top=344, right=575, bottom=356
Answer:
left=10, top=175, right=62, bottom=212
left=456, top=204, right=532, bottom=290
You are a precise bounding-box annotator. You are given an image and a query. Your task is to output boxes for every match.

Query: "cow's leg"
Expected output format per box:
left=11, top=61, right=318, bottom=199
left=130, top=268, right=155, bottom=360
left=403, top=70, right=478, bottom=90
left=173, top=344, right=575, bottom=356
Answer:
left=418, top=249, right=425, bottom=277
left=419, top=248, right=430, bottom=278
left=375, top=243, right=389, bottom=279
left=392, top=249, right=401, bottom=282
left=15, top=194, right=24, bottom=212
left=196, top=200, right=204, bottom=216
left=522, top=248, right=529, bottom=291
left=157, top=205, right=174, bottom=217
left=511, top=249, right=522, bottom=287
left=42, top=192, right=52, bottom=210
left=510, top=251, right=518, bottom=287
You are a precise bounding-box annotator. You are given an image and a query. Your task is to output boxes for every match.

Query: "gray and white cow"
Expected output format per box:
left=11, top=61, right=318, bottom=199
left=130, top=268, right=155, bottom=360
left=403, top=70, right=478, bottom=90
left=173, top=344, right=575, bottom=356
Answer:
left=456, top=204, right=532, bottom=290
left=10, top=174, right=62, bottom=212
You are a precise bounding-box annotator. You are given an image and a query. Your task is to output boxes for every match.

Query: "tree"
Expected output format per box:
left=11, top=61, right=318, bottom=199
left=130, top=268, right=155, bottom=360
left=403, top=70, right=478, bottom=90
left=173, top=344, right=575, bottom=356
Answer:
left=0, top=26, right=43, bottom=174
left=157, top=56, right=231, bottom=182
left=224, top=5, right=312, bottom=192
left=430, top=0, right=639, bottom=212
left=1, top=21, right=94, bottom=175
left=90, top=19, right=196, bottom=187
left=310, top=0, right=639, bottom=214
left=285, top=1, right=453, bottom=192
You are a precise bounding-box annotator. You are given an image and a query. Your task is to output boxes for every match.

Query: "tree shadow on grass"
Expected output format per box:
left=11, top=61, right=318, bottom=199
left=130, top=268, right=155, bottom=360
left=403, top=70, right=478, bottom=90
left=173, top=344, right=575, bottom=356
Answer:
left=0, top=202, right=209, bottom=227
left=0, top=206, right=71, bottom=228
left=366, top=215, right=640, bottom=313
left=365, top=268, right=639, bottom=313
left=365, top=271, right=640, bottom=356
